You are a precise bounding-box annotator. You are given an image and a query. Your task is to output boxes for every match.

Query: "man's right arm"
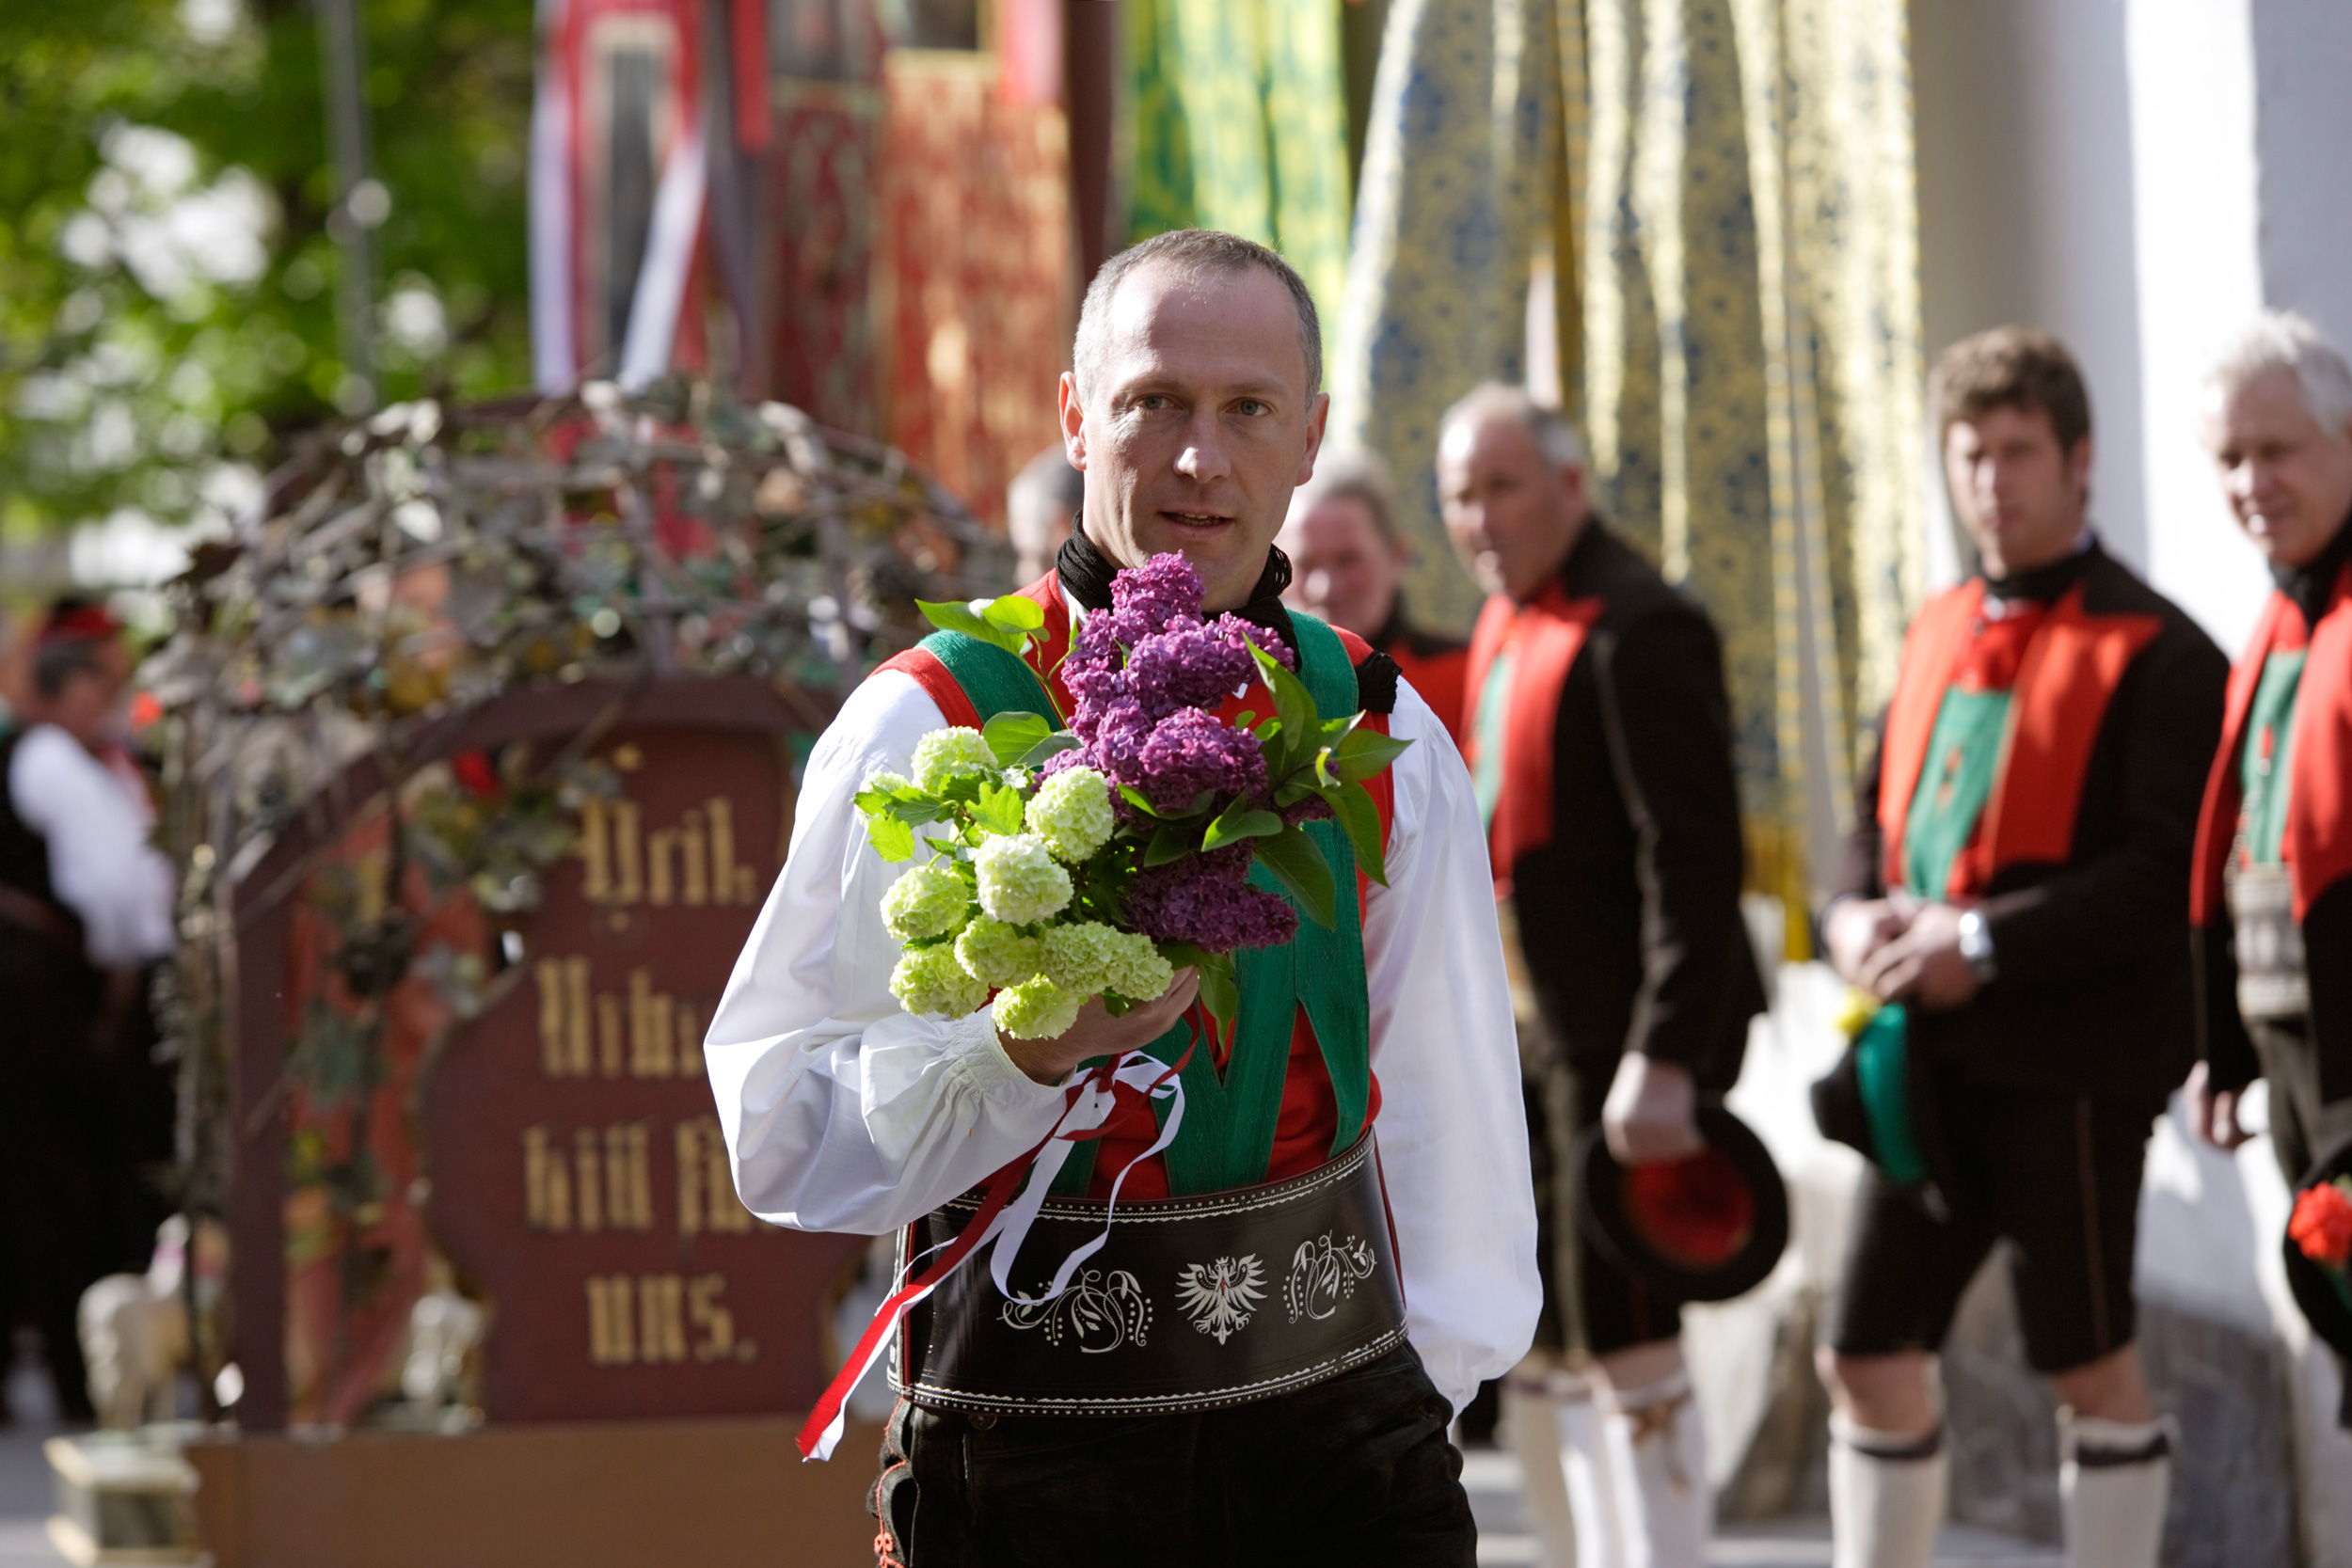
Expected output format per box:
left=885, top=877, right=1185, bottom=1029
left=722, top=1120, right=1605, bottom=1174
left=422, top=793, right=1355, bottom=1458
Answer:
left=702, top=672, right=1071, bottom=1236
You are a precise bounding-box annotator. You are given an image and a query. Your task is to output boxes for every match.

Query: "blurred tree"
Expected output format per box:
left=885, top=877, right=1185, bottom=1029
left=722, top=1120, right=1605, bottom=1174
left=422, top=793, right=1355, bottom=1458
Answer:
left=0, top=0, right=534, bottom=555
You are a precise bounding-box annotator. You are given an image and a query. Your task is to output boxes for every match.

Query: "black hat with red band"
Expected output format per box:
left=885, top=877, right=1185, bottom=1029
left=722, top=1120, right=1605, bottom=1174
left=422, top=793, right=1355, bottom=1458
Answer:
left=1573, top=1102, right=1790, bottom=1304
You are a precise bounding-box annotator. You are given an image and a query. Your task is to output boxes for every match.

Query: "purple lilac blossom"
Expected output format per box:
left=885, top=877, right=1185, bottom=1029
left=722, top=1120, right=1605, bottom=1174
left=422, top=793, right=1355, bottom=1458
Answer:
left=1123, top=847, right=1299, bottom=951
left=1132, top=707, right=1267, bottom=812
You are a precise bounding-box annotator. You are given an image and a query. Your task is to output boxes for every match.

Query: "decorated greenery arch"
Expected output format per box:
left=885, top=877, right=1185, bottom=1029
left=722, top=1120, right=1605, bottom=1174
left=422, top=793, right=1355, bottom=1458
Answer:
left=144, top=378, right=1006, bottom=1421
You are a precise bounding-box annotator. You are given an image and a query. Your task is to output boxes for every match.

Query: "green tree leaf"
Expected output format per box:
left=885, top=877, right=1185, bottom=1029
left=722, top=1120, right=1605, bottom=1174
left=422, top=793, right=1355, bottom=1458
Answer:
left=1145, top=818, right=1200, bottom=866
left=1328, top=781, right=1390, bottom=887
left=1327, top=725, right=1412, bottom=783
left=982, top=710, right=1054, bottom=767
left=1252, top=823, right=1336, bottom=928
left=866, top=814, right=915, bottom=863
left=973, top=780, right=1025, bottom=836
left=1200, top=803, right=1282, bottom=851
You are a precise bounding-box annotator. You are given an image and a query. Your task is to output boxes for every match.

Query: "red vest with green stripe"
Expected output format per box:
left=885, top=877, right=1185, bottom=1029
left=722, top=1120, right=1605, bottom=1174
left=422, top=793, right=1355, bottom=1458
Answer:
left=873, top=573, right=1396, bottom=1200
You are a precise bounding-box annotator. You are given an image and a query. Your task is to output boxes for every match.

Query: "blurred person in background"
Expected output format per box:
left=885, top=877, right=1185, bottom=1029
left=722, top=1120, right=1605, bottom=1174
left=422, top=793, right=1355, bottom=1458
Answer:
left=1007, top=444, right=1082, bottom=585
left=1820, top=331, right=2224, bottom=1568
left=2185, top=313, right=2352, bottom=1406
left=1442, top=385, right=1766, bottom=1568
left=0, top=600, right=177, bottom=1420
left=1279, top=449, right=1470, bottom=747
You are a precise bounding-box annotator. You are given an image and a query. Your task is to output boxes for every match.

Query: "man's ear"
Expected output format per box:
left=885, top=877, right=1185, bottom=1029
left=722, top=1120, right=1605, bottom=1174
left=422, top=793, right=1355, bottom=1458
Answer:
left=2067, top=436, right=2096, bottom=492
left=1295, top=391, right=1332, bottom=486
left=1058, top=372, right=1087, bottom=468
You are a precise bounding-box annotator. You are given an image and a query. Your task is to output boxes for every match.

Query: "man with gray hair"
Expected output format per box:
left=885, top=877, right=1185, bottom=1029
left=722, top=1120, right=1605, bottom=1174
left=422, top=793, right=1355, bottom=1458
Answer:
left=1439, top=383, right=1765, bottom=1566
left=2186, top=313, right=2352, bottom=1323
left=708, top=230, right=1535, bottom=1563
left=1277, top=449, right=1471, bottom=745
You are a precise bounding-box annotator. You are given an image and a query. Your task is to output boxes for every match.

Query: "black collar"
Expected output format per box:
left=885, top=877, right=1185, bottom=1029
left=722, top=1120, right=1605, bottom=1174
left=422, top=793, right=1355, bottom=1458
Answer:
left=1055, top=514, right=1300, bottom=650
left=2275, top=509, right=2352, bottom=627
left=1983, top=533, right=2100, bottom=605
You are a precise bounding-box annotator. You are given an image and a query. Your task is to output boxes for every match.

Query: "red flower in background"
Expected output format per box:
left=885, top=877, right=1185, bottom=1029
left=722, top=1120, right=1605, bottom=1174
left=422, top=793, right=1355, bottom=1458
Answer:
left=2290, top=1179, right=2352, bottom=1269
left=451, top=751, right=500, bottom=799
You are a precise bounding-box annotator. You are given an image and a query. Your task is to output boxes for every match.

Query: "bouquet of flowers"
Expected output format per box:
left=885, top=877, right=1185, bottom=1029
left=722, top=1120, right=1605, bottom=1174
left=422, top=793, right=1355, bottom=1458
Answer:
left=2291, top=1174, right=2352, bottom=1307
left=856, top=552, right=1407, bottom=1041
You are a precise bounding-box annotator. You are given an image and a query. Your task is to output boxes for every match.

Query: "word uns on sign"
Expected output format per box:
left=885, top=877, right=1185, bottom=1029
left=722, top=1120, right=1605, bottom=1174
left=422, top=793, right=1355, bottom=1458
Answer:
left=585, top=1272, right=755, bottom=1367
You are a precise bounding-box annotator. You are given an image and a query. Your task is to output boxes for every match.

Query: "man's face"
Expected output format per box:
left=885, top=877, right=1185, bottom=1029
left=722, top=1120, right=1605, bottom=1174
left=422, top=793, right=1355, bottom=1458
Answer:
left=35, top=645, right=128, bottom=750
left=1942, top=404, right=2090, bottom=577
left=2202, top=366, right=2352, bottom=571
left=1058, top=262, right=1327, bottom=612
left=1437, top=414, right=1586, bottom=601
left=1277, top=493, right=1406, bottom=639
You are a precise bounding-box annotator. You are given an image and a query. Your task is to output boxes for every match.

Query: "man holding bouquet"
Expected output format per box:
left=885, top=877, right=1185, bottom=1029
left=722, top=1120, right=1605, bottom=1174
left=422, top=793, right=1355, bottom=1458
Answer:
left=705, top=229, right=1536, bottom=1565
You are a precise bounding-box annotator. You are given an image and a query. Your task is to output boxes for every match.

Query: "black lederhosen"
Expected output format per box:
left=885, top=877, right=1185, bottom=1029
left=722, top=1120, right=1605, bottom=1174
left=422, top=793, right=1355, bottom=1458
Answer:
left=1826, top=1060, right=2165, bottom=1374
left=870, top=1343, right=1473, bottom=1567
left=1527, top=1056, right=1680, bottom=1359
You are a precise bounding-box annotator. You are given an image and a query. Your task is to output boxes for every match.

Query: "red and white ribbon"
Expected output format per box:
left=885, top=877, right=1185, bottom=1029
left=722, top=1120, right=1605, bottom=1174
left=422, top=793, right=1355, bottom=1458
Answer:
left=798, top=1044, right=1190, bottom=1462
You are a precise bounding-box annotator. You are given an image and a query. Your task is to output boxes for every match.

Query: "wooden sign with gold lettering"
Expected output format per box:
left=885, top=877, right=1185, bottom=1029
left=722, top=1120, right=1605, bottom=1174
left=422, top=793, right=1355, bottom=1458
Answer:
left=227, top=677, right=866, bottom=1430
left=421, top=705, right=866, bottom=1422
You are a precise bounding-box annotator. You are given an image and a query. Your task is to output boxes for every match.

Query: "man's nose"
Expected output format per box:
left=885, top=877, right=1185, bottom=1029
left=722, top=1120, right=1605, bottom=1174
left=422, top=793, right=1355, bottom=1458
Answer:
left=1173, top=409, right=1232, bottom=483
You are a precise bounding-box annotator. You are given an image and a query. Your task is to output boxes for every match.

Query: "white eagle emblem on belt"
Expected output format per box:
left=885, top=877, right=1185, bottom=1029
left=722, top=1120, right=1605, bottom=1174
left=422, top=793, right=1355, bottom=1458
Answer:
left=1175, top=1255, right=1266, bottom=1345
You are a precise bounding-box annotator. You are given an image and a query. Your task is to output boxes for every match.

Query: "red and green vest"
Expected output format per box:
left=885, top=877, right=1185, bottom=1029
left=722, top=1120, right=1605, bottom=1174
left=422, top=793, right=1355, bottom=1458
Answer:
left=873, top=574, right=1395, bottom=1199
left=1879, top=579, right=2161, bottom=897
left=1462, top=580, right=1604, bottom=895
left=2193, top=562, right=2352, bottom=927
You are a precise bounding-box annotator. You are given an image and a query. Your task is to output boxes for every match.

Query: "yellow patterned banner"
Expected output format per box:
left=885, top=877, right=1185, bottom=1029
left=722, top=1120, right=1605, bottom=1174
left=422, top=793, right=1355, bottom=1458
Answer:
left=1338, top=0, right=1925, bottom=942
left=1123, top=0, right=1354, bottom=372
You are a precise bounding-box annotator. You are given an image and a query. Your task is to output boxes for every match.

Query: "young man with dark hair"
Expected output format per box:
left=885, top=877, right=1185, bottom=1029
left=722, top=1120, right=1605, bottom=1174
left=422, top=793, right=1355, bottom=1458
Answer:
left=1442, top=382, right=1766, bottom=1567
left=1819, top=328, right=2227, bottom=1568
left=1278, top=449, right=1471, bottom=746
left=708, top=230, right=1535, bottom=1565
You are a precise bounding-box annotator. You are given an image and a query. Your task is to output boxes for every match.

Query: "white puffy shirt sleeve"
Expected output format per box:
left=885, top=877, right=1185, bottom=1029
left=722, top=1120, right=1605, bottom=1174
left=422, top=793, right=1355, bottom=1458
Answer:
left=1367, top=680, right=1541, bottom=1415
left=704, top=670, right=1071, bottom=1234
left=8, top=725, right=175, bottom=967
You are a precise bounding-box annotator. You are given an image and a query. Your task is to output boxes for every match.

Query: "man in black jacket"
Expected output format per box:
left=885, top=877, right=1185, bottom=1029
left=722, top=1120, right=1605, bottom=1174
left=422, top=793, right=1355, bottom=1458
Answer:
left=1820, top=330, right=2226, bottom=1568
left=1443, top=384, right=1766, bottom=1567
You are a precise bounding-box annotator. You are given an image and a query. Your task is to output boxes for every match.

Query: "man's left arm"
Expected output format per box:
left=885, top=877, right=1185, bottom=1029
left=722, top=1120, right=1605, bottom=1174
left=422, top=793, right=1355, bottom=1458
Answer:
left=1360, top=684, right=1539, bottom=1416
left=1589, top=610, right=1757, bottom=1077
left=1978, top=628, right=2230, bottom=986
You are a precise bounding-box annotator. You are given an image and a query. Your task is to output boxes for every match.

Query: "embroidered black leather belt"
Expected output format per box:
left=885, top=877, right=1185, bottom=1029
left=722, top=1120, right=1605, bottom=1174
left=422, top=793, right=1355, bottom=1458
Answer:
left=891, top=1132, right=1406, bottom=1418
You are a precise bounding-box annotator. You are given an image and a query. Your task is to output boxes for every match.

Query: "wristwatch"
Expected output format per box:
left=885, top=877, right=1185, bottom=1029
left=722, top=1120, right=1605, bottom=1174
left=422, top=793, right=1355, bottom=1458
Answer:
left=1956, top=908, right=1997, bottom=983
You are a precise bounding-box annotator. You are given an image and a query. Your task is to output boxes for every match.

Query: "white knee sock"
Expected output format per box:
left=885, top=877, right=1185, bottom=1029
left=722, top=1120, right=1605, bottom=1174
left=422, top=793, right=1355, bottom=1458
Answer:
left=1554, top=1371, right=1622, bottom=1568
left=1597, top=1370, right=1708, bottom=1568
left=2058, top=1411, right=2172, bottom=1568
left=1827, top=1415, right=1946, bottom=1568
left=1500, top=1364, right=1579, bottom=1568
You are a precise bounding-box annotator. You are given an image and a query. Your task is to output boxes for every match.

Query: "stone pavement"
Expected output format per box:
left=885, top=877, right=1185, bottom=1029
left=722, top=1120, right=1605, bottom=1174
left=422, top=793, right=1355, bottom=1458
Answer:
left=1462, top=1449, right=2065, bottom=1568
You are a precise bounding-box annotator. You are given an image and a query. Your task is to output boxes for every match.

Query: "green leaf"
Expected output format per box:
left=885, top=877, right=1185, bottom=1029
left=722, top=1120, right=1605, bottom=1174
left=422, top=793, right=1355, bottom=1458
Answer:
left=982, top=710, right=1054, bottom=767
left=1329, top=781, right=1391, bottom=887
left=1328, top=725, right=1413, bottom=783
left=1117, top=784, right=1163, bottom=819
left=866, top=814, right=915, bottom=863
left=1249, top=645, right=1317, bottom=773
left=1016, top=732, right=1080, bottom=768
left=852, top=786, right=892, bottom=815
left=915, top=596, right=1030, bottom=656
left=1188, top=950, right=1240, bottom=1037
left=1201, top=805, right=1283, bottom=851
left=1146, top=818, right=1200, bottom=866
left=973, top=781, right=1026, bottom=836
left=1232, top=710, right=1257, bottom=729
left=891, top=799, right=952, bottom=826
left=1252, top=823, right=1337, bottom=928
left=981, top=594, right=1046, bottom=636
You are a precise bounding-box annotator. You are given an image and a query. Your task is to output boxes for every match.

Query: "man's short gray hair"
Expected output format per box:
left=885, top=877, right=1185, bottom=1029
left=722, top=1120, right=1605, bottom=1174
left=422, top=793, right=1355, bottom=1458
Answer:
left=1292, top=447, right=1404, bottom=549
left=1073, top=229, right=1322, bottom=407
left=2210, top=310, right=2352, bottom=441
left=1438, top=383, right=1585, bottom=467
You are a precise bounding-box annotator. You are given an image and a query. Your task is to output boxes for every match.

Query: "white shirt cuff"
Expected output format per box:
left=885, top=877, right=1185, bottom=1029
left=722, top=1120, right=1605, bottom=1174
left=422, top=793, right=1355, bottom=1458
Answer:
left=938, top=1010, right=1067, bottom=1109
